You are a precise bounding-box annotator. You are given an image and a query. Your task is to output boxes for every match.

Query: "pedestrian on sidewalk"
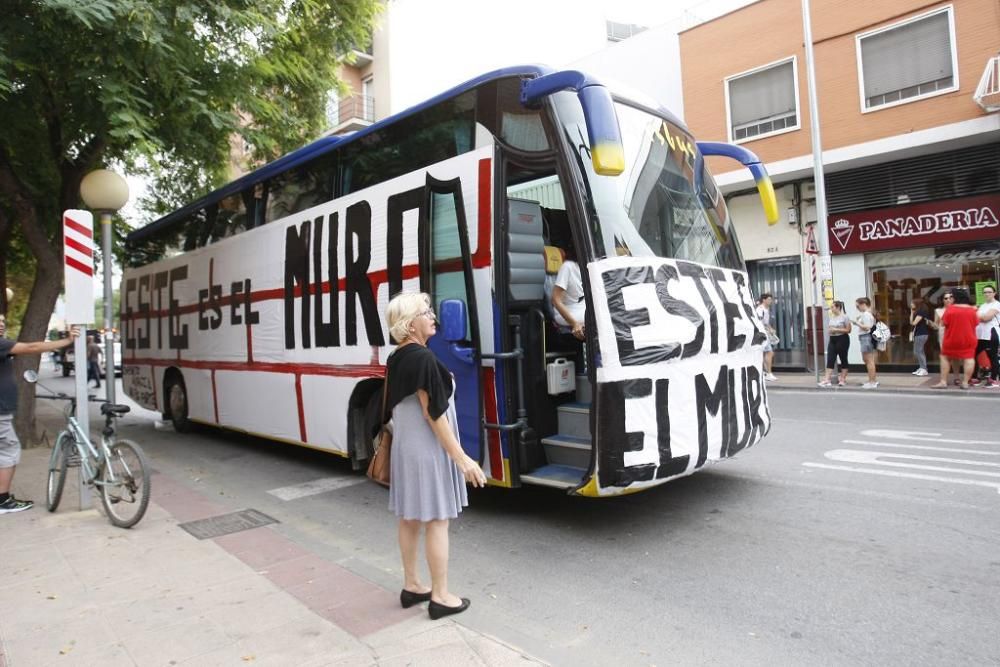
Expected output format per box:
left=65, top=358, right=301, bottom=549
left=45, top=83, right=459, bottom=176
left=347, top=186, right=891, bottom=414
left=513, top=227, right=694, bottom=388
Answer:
left=86, top=334, right=102, bottom=389
left=851, top=297, right=879, bottom=389
left=909, top=299, right=931, bottom=376
left=819, top=300, right=851, bottom=388
left=756, top=294, right=778, bottom=382
left=933, top=288, right=978, bottom=390
left=382, top=292, right=487, bottom=620
left=974, top=284, right=1000, bottom=388
left=0, top=315, right=79, bottom=514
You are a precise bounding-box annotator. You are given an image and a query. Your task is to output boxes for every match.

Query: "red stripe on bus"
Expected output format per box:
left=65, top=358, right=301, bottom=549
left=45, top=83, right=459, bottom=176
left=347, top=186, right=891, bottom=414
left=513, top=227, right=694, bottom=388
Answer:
left=65, top=256, right=93, bottom=276
left=125, top=357, right=384, bottom=378
left=295, top=374, right=308, bottom=442
left=211, top=370, right=219, bottom=423
left=483, top=368, right=503, bottom=481
left=473, top=158, right=492, bottom=269
left=64, top=217, right=92, bottom=239
left=65, top=236, right=93, bottom=257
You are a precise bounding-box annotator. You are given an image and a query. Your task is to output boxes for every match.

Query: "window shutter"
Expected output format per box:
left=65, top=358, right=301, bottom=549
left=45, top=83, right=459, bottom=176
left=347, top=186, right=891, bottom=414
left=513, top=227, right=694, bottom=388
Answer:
left=861, top=11, right=952, bottom=98
left=729, top=61, right=796, bottom=127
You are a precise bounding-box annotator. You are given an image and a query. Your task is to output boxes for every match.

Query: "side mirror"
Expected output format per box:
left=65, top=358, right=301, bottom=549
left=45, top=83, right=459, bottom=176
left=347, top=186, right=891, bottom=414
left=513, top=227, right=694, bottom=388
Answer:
left=23, top=370, right=38, bottom=383
left=439, top=300, right=474, bottom=365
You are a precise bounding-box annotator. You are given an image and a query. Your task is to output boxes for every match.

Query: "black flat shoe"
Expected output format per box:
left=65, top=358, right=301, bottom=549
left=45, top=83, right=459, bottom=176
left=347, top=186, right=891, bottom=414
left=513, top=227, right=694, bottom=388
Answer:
left=400, top=589, right=432, bottom=608
left=428, top=597, right=470, bottom=620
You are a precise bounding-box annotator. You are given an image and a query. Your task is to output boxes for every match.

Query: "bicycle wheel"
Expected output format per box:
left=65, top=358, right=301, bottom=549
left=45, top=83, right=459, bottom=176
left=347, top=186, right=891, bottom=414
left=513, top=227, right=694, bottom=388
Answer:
left=46, top=432, right=73, bottom=512
left=99, top=439, right=151, bottom=529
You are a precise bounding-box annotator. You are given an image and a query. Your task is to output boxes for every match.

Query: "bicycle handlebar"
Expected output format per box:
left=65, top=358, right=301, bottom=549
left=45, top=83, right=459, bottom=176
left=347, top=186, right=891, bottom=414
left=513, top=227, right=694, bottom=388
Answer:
left=36, top=393, right=107, bottom=403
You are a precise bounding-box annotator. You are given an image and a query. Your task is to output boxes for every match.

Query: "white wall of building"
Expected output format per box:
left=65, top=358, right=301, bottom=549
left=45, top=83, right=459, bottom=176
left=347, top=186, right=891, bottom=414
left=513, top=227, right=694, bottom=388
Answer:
left=572, top=24, right=685, bottom=119
left=373, top=0, right=610, bottom=116
left=831, top=254, right=869, bottom=364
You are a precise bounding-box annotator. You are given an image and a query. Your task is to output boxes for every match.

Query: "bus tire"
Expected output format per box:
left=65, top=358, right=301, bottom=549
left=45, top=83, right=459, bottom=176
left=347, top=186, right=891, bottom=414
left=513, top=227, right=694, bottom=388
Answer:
left=164, top=372, right=193, bottom=433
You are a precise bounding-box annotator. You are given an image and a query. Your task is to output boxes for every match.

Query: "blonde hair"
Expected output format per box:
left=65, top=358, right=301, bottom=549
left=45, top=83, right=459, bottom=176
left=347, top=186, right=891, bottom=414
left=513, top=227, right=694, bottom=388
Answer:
left=386, top=291, right=431, bottom=344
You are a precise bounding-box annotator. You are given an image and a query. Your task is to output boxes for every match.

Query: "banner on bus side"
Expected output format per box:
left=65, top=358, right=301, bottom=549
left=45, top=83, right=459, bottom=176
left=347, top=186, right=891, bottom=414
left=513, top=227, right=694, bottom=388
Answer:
left=583, top=256, right=770, bottom=497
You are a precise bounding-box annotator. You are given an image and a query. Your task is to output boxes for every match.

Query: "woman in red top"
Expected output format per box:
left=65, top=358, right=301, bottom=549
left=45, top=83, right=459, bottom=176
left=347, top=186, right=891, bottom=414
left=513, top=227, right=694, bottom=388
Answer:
left=934, top=288, right=979, bottom=389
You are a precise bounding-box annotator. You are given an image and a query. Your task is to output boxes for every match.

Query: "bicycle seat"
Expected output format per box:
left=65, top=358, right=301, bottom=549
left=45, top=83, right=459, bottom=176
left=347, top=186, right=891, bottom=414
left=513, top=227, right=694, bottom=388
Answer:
left=100, top=403, right=131, bottom=416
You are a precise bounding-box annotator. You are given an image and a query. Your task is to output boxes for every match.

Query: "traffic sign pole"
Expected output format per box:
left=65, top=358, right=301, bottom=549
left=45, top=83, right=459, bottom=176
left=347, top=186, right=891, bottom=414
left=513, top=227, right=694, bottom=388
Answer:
left=63, top=210, right=95, bottom=509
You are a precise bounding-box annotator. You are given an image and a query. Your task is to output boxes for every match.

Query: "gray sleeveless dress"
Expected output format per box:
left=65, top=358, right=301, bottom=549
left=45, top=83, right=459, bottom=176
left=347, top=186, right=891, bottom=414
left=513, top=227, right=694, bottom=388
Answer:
left=388, top=385, right=468, bottom=521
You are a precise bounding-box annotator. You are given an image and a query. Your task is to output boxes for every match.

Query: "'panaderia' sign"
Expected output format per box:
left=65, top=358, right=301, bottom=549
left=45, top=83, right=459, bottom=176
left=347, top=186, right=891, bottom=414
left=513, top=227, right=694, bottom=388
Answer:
left=828, top=194, right=1000, bottom=255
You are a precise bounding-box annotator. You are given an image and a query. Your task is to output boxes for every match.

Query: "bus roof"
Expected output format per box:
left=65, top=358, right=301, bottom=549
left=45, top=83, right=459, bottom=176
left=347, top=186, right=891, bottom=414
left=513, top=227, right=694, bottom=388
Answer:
left=127, top=64, right=689, bottom=243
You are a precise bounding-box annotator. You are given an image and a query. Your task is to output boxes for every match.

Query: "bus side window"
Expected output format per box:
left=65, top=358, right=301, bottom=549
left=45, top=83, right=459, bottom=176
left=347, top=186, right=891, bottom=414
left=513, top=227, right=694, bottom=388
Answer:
left=266, top=156, right=335, bottom=224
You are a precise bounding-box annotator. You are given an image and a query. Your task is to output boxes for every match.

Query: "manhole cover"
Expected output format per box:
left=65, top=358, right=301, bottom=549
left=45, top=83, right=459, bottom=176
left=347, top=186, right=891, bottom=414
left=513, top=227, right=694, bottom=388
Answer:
left=179, top=509, right=278, bottom=540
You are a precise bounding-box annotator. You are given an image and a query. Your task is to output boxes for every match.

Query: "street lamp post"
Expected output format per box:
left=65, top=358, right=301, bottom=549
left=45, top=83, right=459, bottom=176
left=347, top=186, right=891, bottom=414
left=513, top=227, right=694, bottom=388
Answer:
left=80, top=170, right=129, bottom=407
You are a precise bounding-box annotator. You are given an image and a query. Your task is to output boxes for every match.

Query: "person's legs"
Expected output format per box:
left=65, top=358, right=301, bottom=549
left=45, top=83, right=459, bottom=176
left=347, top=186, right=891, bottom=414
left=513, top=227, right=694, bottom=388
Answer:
left=398, top=519, right=429, bottom=593
left=0, top=465, right=13, bottom=495
left=89, top=360, right=101, bottom=387
left=822, top=343, right=836, bottom=384
left=989, top=331, right=999, bottom=382
left=913, top=334, right=928, bottom=372
left=961, top=357, right=975, bottom=387
left=864, top=352, right=877, bottom=383
left=425, top=518, right=461, bottom=606
left=0, top=415, right=31, bottom=512
left=837, top=339, right=850, bottom=384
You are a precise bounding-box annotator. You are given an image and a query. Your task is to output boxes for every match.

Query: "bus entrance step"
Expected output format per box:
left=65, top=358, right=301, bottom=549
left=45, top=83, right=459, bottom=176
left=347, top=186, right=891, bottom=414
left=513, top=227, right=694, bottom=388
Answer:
left=557, top=402, right=590, bottom=439
left=540, top=434, right=591, bottom=468
left=520, top=464, right=586, bottom=489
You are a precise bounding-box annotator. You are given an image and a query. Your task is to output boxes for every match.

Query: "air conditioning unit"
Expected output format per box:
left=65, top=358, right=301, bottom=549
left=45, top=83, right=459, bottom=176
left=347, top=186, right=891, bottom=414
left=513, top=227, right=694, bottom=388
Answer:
left=801, top=181, right=817, bottom=201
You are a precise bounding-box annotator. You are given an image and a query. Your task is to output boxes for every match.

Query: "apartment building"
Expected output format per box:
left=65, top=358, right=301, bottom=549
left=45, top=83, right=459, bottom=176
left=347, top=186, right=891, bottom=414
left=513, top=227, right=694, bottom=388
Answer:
left=680, top=0, right=1000, bottom=370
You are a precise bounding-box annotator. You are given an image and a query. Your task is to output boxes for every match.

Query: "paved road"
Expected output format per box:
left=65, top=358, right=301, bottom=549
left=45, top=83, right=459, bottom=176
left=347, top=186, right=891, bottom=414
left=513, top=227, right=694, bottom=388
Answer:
left=33, top=371, right=1000, bottom=665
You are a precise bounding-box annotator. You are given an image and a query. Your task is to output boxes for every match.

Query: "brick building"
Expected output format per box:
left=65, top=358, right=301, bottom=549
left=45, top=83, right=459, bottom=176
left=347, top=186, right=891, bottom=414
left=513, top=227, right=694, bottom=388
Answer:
left=680, top=0, right=1000, bottom=370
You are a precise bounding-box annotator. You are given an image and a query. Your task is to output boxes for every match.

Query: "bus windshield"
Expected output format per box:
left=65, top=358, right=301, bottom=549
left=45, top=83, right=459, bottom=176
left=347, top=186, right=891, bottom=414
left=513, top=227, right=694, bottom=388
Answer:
left=554, top=94, right=743, bottom=269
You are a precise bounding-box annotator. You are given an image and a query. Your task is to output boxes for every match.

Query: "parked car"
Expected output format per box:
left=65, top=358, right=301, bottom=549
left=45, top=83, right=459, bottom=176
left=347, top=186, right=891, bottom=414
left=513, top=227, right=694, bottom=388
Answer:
left=54, top=329, right=121, bottom=377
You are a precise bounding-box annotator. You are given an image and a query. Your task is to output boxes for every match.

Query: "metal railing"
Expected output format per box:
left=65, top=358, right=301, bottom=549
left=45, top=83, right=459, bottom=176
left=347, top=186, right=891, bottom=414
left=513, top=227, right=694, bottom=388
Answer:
left=974, top=53, right=1000, bottom=112
left=329, top=94, right=374, bottom=126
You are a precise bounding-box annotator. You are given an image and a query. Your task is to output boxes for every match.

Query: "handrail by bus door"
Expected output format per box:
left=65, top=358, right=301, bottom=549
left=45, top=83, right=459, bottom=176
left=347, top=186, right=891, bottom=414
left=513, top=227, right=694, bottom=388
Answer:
left=482, top=313, right=528, bottom=432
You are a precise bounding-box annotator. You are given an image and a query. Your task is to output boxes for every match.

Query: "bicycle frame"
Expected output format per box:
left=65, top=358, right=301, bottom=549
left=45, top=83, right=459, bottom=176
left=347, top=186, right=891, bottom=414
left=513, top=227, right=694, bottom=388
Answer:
left=61, top=404, right=121, bottom=489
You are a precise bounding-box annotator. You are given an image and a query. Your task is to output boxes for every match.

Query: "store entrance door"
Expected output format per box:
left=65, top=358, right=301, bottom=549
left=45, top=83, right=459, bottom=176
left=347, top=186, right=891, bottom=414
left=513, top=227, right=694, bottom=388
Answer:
left=747, top=257, right=805, bottom=369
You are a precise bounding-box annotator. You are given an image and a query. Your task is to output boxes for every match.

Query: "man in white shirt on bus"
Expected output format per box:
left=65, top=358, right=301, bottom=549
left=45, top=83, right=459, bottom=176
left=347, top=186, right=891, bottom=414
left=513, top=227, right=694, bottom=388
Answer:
left=550, top=248, right=586, bottom=341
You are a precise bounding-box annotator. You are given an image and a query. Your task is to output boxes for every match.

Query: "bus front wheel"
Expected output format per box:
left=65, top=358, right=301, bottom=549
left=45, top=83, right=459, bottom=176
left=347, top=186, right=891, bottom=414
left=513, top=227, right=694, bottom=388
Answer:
left=164, top=373, right=193, bottom=433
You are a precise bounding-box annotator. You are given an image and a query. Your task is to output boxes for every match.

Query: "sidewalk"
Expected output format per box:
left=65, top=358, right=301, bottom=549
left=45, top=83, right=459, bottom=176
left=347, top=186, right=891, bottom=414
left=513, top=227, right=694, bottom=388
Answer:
left=0, top=402, right=545, bottom=667
left=765, top=370, right=1000, bottom=396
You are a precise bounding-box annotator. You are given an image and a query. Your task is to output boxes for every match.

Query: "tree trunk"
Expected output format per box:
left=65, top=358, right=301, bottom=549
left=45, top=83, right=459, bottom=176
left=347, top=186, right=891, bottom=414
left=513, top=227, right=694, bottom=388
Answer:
left=13, top=259, right=64, bottom=447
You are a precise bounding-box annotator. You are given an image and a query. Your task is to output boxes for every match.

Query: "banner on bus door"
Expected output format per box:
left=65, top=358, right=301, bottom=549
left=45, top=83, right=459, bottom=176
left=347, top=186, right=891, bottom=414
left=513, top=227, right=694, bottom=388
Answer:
left=63, top=209, right=95, bottom=324
left=579, top=256, right=770, bottom=497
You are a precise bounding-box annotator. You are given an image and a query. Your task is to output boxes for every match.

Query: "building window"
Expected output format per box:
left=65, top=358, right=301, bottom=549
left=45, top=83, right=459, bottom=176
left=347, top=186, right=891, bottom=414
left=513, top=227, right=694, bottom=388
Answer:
left=856, top=6, right=958, bottom=112
left=725, top=57, right=799, bottom=143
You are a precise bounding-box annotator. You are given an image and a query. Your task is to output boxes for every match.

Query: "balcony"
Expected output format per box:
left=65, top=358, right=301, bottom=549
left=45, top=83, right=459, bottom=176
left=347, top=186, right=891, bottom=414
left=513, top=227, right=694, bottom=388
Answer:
left=325, top=94, right=375, bottom=135
left=974, top=53, right=1000, bottom=112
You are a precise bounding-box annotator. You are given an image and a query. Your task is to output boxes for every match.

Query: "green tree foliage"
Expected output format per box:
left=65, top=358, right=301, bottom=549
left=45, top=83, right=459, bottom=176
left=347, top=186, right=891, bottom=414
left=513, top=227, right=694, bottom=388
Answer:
left=0, top=0, right=380, bottom=442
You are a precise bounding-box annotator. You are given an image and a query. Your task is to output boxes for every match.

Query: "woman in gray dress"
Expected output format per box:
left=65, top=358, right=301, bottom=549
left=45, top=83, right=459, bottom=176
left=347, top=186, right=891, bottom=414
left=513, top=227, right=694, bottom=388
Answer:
left=383, top=292, right=487, bottom=619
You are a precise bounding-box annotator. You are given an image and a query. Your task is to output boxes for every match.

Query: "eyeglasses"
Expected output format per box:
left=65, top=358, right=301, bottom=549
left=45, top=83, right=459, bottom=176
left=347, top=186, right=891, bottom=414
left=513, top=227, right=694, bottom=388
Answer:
left=417, top=309, right=436, bottom=320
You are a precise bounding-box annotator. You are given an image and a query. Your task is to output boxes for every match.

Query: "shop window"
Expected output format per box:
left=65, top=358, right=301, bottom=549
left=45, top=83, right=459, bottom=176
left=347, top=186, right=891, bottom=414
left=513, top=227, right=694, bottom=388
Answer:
left=725, top=57, right=799, bottom=143
left=857, top=6, right=957, bottom=112
left=868, top=244, right=1000, bottom=366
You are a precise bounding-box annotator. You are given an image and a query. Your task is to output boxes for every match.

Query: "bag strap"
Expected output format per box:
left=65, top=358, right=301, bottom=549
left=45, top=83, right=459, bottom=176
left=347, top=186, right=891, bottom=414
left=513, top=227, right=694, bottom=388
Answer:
left=380, top=356, right=390, bottom=431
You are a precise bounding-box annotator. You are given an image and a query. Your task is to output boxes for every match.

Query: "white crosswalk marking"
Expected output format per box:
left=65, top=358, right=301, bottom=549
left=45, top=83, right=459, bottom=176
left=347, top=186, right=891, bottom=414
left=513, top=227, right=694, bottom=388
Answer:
left=267, top=476, right=367, bottom=501
left=803, top=429, right=1000, bottom=495
left=841, top=440, right=1000, bottom=456
left=859, top=429, right=1000, bottom=446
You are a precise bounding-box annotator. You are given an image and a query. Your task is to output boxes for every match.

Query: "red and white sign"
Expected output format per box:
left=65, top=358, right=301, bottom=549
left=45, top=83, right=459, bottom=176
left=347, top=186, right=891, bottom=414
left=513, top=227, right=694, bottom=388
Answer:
left=63, top=209, right=95, bottom=323
left=827, top=194, right=1000, bottom=255
left=805, top=226, right=818, bottom=254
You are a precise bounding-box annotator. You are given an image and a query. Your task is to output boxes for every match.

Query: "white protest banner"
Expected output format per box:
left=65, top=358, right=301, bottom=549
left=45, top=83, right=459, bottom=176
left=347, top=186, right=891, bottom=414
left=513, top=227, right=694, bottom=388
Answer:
left=63, top=209, right=95, bottom=324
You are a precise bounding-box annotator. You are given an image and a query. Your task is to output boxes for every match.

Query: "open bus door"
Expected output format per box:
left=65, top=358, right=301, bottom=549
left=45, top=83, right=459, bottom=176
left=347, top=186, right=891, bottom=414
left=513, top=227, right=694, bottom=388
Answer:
left=423, top=177, right=485, bottom=465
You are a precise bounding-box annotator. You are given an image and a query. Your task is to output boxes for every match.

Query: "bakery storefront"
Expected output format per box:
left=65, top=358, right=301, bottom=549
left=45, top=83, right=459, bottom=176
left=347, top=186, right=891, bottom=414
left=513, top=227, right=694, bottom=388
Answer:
left=829, top=194, right=1000, bottom=369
